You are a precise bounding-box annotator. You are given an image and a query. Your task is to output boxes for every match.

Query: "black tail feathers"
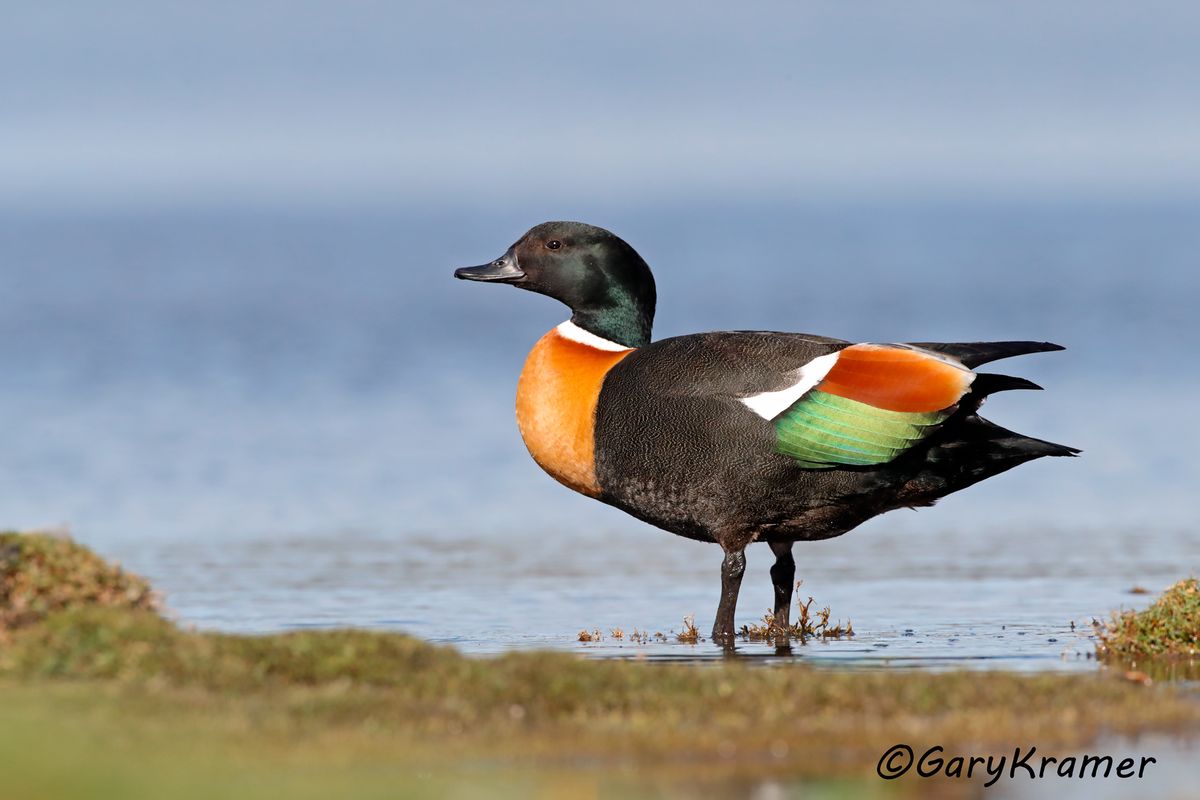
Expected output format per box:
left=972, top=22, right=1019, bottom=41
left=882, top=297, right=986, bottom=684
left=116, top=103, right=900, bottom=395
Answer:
left=972, top=372, right=1043, bottom=396
left=894, top=341, right=1074, bottom=504
left=935, top=413, right=1080, bottom=465
left=909, top=414, right=1078, bottom=502
left=911, top=340, right=1064, bottom=369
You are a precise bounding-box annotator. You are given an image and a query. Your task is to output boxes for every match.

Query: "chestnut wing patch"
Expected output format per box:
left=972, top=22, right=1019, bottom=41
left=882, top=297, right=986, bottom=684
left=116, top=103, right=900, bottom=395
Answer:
left=774, top=344, right=974, bottom=469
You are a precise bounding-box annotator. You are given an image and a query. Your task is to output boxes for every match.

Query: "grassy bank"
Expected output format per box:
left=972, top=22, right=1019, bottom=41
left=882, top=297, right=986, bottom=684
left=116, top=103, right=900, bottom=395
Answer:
left=1097, top=577, right=1200, bottom=680
left=2, top=532, right=1199, bottom=798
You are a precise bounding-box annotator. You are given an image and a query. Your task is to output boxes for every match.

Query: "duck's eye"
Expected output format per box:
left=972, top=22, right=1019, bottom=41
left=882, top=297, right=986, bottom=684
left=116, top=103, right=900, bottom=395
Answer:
left=546, top=240, right=562, bottom=250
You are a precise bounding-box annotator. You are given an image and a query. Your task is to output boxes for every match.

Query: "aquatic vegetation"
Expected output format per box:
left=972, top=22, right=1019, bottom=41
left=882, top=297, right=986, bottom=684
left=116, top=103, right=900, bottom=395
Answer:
left=739, top=588, right=854, bottom=642
left=576, top=584, right=853, bottom=646
left=576, top=628, right=663, bottom=645
left=1097, top=578, right=1200, bottom=661
left=676, top=614, right=700, bottom=643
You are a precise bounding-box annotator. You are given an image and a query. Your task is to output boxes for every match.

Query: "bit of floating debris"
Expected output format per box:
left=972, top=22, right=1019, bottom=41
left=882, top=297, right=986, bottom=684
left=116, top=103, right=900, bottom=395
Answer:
left=677, top=614, right=700, bottom=644
left=578, top=627, right=667, bottom=644
left=739, top=590, right=854, bottom=642
left=576, top=583, right=853, bottom=645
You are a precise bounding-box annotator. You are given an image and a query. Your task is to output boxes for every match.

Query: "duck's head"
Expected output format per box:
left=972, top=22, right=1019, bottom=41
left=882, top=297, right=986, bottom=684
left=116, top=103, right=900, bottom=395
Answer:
left=454, top=221, right=656, bottom=348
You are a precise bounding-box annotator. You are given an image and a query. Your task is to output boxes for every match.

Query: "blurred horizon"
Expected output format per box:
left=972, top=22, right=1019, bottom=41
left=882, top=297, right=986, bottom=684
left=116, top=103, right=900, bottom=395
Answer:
left=5, top=2, right=1200, bottom=209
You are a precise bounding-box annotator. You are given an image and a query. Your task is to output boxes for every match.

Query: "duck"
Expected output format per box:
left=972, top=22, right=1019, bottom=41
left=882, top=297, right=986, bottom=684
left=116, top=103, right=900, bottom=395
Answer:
left=454, top=221, right=1077, bottom=644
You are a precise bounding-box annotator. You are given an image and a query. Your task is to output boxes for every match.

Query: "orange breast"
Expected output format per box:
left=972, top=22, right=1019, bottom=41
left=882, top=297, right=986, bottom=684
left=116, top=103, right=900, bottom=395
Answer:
left=515, top=329, right=633, bottom=497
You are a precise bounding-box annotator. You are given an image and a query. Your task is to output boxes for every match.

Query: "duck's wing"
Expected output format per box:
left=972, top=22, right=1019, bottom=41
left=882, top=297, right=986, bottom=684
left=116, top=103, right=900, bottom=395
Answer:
left=906, top=340, right=1064, bottom=368
left=741, top=344, right=972, bottom=468
left=598, top=333, right=1059, bottom=473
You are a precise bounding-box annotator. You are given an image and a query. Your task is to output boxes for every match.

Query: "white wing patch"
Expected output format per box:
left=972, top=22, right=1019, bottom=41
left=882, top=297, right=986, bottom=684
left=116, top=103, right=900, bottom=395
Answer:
left=740, top=351, right=841, bottom=421
left=555, top=320, right=632, bottom=352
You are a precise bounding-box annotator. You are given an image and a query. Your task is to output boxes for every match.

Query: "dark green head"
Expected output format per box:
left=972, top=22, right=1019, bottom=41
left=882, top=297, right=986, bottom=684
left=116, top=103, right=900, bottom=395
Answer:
left=454, top=221, right=656, bottom=348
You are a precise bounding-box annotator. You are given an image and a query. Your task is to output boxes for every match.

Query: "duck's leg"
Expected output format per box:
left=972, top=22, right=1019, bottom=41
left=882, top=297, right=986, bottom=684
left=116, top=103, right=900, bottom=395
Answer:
left=768, top=541, right=795, bottom=630
left=712, top=546, right=746, bottom=646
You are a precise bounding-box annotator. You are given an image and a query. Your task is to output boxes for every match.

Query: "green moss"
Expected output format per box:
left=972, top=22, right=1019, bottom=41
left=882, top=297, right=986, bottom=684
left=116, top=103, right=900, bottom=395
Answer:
left=1, top=531, right=1199, bottom=798
left=1098, top=577, right=1200, bottom=662
left=0, top=531, right=158, bottom=634
left=3, top=603, right=1197, bottom=761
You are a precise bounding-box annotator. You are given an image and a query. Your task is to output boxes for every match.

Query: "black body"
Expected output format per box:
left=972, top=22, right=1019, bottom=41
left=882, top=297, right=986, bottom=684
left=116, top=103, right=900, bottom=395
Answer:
left=594, top=333, right=1074, bottom=548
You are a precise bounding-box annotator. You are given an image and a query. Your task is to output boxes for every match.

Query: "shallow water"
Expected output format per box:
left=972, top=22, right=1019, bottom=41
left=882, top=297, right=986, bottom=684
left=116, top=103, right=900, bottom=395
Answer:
left=2, top=199, right=1198, bottom=669
left=111, top=520, right=1193, bottom=669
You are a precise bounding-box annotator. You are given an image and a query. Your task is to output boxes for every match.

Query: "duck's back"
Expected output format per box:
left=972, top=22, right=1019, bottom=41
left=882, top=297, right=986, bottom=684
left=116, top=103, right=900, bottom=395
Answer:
left=593, top=331, right=854, bottom=541
left=592, top=331, right=1074, bottom=543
